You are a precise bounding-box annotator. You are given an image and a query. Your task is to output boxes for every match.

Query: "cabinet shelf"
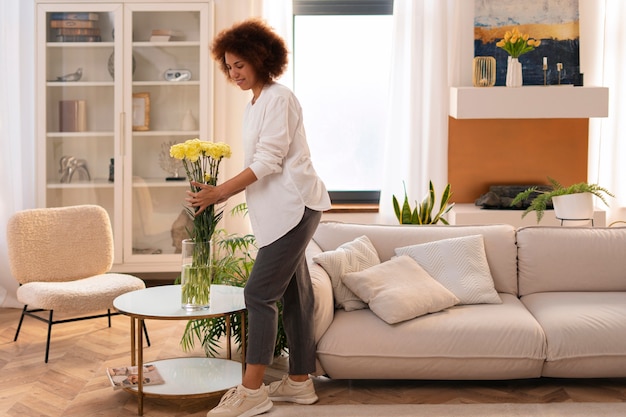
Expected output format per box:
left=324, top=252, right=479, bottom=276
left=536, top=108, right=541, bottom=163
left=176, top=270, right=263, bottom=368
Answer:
left=47, top=179, right=113, bottom=189
left=47, top=81, right=114, bottom=87
left=47, top=131, right=114, bottom=137
left=133, top=41, right=200, bottom=47
left=133, top=178, right=189, bottom=187
left=133, top=81, right=200, bottom=87
left=47, top=42, right=114, bottom=48
left=132, top=130, right=199, bottom=137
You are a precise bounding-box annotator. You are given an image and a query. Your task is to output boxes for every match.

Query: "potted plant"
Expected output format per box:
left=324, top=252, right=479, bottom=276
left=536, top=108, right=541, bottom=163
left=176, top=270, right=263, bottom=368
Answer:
left=179, top=204, right=288, bottom=358
left=392, top=180, right=454, bottom=225
left=510, top=177, right=614, bottom=223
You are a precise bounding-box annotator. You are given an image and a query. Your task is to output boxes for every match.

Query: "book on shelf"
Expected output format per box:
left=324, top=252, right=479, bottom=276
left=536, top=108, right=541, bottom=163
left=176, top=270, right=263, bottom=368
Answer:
left=50, top=19, right=98, bottom=29
left=56, top=35, right=102, bottom=42
left=53, top=27, right=101, bottom=36
left=151, top=29, right=184, bottom=39
left=150, top=35, right=171, bottom=42
left=106, top=364, right=165, bottom=390
left=59, top=100, right=87, bottom=132
left=49, top=12, right=99, bottom=21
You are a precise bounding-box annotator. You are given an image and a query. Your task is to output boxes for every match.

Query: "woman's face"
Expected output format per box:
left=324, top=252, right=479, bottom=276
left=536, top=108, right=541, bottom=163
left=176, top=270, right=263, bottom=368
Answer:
left=224, top=52, right=264, bottom=94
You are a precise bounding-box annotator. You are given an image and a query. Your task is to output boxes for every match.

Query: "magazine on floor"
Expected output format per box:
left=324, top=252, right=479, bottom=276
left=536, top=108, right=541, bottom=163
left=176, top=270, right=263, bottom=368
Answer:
left=106, top=363, right=164, bottom=390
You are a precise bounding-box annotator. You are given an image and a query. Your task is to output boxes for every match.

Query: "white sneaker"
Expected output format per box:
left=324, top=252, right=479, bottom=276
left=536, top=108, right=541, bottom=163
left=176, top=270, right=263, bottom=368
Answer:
left=207, top=384, right=273, bottom=417
left=267, top=375, right=318, bottom=405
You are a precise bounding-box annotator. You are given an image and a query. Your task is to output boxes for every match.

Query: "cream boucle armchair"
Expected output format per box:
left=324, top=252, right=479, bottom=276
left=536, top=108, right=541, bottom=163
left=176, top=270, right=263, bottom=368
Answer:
left=7, top=204, right=148, bottom=362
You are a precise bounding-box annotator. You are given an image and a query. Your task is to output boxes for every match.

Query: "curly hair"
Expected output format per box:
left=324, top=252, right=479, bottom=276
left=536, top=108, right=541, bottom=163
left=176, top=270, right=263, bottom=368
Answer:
left=211, top=18, right=288, bottom=84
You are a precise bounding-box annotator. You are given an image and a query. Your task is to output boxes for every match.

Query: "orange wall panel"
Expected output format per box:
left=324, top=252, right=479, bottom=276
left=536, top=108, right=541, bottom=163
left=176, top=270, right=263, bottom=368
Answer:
left=448, top=117, right=588, bottom=203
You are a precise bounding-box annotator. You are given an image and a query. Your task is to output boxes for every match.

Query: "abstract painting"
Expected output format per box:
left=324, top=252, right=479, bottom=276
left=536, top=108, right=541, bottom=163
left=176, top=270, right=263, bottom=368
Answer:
left=474, top=0, right=580, bottom=86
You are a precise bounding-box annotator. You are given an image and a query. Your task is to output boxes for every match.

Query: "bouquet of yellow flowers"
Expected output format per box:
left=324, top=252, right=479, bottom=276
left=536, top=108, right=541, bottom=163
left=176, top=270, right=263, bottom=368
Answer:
left=170, top=138, right=232, bottom=243
left=496, top=28, right=541, bottom=58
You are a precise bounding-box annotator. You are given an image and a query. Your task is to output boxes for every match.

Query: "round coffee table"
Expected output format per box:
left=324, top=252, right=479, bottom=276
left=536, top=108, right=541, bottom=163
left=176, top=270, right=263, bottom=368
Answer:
left=113, top=284, right=246, bottom=415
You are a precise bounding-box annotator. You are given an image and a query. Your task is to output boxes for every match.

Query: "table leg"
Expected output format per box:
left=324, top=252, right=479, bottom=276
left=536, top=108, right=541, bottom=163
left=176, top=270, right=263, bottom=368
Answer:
left=130, top=317, right=136, bottom=366
left=225, top=314, right=232, bottom=360
left=138, top=318, right=144, bottom=416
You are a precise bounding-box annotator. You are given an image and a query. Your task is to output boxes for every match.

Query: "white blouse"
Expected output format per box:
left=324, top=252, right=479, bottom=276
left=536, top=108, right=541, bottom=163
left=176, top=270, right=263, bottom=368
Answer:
left=242, top=82, right=331, bottom=247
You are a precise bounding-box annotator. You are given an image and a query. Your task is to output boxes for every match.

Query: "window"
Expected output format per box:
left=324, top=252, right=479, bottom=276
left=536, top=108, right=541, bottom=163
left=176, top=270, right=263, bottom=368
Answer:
left=293, top=0, right=393, bottom=204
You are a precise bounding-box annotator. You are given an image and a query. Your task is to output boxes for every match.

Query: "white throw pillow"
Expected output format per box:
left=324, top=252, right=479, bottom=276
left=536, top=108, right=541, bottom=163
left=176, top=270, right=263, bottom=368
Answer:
left=313, top=235, right=380, bottom=311
left=342, top=255, right=460, bottom=324
left=395, top=235, right=501, bottom=305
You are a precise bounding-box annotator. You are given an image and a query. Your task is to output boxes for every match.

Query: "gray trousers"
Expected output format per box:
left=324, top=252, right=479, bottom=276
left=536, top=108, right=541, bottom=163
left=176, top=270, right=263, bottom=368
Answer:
left=244, top=207, right=322, bottom=375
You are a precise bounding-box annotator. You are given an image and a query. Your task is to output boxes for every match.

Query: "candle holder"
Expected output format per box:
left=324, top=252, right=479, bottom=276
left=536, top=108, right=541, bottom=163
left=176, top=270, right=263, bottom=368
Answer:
left=543, top=57, right=548, bottom=86
left=557, top=63, right=563, bottom=85
left=472, top=56, right=496, bottom=87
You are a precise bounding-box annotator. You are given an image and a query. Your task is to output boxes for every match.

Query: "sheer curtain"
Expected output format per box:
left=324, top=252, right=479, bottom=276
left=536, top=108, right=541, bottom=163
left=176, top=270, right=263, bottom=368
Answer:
left=0, top=0, right=35, bottom=307
left=587, top=0, right=626, bottom=224
left=377, top=0, right=469, bottom=223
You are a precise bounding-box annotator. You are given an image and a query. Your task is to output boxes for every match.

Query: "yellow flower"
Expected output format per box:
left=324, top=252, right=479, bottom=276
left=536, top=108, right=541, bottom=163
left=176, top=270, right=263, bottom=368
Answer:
left=169, top=138, right=232, bottom=243
left=496, top=27, right=541, bottom=58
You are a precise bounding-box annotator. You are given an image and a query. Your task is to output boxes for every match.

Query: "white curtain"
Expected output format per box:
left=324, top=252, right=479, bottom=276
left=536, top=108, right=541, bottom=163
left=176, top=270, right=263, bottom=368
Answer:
left=587, top=0, right=626, bottom=224
left=262, top=0, right=293, bottom=89
left=0, top=0, right=35, bottom=307
left=377, top=0, right=469, bottom=224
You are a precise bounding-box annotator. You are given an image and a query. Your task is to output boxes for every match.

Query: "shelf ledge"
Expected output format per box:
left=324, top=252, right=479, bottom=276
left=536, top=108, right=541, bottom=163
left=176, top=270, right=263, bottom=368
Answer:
left=450, top=86, right=609, bottom=119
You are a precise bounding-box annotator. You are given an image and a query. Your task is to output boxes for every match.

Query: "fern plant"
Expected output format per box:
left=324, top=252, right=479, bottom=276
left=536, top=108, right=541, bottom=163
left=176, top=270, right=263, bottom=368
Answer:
left=510, top=177, right=614, bottom=223
left=180, top=204, right=288, bottom=358
left=392, top=180, right=454, bottom=225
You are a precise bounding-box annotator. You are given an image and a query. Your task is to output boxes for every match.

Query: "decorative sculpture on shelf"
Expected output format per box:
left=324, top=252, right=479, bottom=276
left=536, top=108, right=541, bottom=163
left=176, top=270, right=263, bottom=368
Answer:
left=55, top=67, right=82, bottom=82
left=59, top=155, right=91, bottom=183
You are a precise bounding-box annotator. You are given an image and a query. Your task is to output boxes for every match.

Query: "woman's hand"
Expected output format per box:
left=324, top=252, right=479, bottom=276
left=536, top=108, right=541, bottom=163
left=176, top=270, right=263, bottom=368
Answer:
left=185, top=168, right=258, bottom=216
left=186, top=181, right=222, bottom=216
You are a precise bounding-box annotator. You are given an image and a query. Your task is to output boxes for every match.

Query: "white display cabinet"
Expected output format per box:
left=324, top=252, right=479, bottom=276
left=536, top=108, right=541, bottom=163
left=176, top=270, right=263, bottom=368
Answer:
left=36, top=1, right=213, bottom=273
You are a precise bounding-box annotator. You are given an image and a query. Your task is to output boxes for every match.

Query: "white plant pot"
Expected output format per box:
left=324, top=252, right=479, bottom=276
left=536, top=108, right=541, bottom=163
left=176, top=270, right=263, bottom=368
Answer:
left=552, top=192, right=594, bottom=223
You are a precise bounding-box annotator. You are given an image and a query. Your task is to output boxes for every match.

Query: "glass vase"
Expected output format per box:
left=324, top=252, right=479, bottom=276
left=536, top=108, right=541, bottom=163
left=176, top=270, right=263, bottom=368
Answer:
left=506, top=56, right=523, bottom=87
left=180, top=239, right=212, bottom=311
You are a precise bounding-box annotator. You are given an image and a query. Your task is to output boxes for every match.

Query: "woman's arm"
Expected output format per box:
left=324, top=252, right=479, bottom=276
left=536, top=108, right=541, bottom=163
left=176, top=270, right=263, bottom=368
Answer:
left=186, top=167, right=258, bottom=215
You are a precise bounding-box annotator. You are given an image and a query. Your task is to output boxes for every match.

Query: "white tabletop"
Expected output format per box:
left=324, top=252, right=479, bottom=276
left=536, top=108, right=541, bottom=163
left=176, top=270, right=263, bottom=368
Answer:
left=113, top=284, right=246, bottom=320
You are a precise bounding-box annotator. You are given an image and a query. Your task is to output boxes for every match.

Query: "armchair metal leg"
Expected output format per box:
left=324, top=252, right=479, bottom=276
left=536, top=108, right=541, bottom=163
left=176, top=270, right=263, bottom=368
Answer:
left=45, top=310, right=53, bottom=363
left=13, top=305, right=27, bottom=342
left=143, top=321, right=151, bottom=347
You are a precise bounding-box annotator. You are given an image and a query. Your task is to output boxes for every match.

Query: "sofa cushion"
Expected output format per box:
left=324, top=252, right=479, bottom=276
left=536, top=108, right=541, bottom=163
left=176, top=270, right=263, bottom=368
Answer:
left=342, top=255, right=460, bottom=324
left=517, top=226, right=626, bottom=296
left=306, top=241, right=335, bottom=343
left=395, top=235, right=501, bottom=305
left=312, top=235, right=381, bottom=311
left=316, top=293, right=546, bottom=380
left=312, top=222, right=518, bottom=296
left=522, top=292, right=626, bottom=378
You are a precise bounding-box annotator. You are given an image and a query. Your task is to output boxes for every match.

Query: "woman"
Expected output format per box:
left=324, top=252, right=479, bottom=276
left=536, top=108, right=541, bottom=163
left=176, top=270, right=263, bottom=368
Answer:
left=186, top=18, right=331, bottom=417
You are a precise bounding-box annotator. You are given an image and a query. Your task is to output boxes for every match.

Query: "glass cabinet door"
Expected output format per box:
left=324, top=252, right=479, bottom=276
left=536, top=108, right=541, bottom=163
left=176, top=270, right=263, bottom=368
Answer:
left=123, top=3, right=211, bottom=269
left=36, top=5, right=124, bottom=262
left=37, top=2, right=213, bottom=272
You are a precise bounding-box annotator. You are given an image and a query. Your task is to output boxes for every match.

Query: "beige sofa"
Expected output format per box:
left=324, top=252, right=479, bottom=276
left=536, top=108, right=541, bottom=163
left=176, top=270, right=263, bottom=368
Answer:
left=306, top=221, right=626, bottom=380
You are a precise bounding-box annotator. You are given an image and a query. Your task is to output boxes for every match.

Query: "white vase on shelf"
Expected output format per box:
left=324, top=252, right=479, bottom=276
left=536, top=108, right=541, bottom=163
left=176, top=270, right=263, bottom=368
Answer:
left=506, top=56, right=523, bottom=87
left=181, top=109, right=197, bottom=131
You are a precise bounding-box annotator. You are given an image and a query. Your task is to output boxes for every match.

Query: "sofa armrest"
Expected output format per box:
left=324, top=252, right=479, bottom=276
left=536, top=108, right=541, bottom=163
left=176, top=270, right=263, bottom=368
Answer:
left=306, top=239, right=335, bottom=343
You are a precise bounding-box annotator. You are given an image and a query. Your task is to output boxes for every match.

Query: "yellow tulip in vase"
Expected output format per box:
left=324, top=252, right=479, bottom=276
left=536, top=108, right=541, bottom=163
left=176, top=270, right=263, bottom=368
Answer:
left=170, top=139, right=232, bottom=310
left=496, top=28, right=541, bottom=87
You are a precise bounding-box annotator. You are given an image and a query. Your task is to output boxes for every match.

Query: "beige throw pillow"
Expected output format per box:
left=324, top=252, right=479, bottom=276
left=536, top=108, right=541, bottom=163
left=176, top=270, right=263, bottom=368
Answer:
left=313, top=235, right=380, bottom=311
left=395, top=235, right=501, bottom=305
left=342, top=255, right=460, bottom=324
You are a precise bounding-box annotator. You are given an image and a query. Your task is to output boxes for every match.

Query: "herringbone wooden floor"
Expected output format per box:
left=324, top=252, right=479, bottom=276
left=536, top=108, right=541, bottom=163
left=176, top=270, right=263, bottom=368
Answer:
left=2, top=306, right=626, bottom=417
